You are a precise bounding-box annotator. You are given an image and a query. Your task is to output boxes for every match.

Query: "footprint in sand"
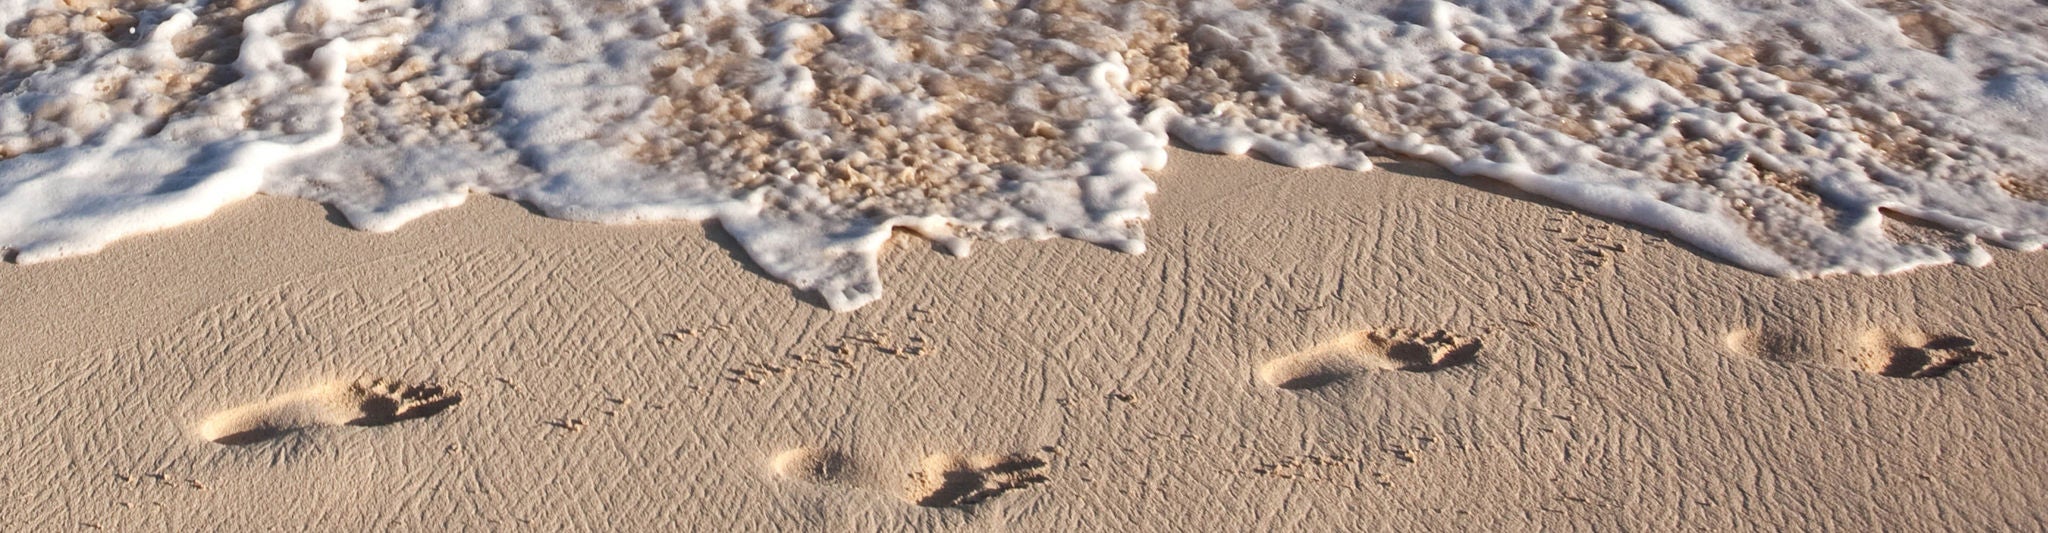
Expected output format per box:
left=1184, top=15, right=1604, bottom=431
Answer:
left=904, top=452, right=1050, bottom=507
left=196, top=378, right=462, bottom=445
left=1853, top=329, right=1988, bottom=378
left=1724, top=326, right=1987, bottom=379
left=771, top=447, right=1049, bottom=507
left=1259, top=327, right=1482, bottom=390
left=771, top=447, right=852, bottom=484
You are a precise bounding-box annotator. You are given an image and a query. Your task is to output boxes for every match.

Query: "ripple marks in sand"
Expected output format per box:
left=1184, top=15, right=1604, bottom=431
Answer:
left=905, top=452, right=1050, bottom=508
left=196, top=378, right=461, bottom=445
left=1724, top=327, right=1988, bottom=379
left=1259, top=328, right=1482, bottom=390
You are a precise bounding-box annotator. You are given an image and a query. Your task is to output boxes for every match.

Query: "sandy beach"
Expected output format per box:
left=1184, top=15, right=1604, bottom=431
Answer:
left=0, top=149, right=2042, bottom=529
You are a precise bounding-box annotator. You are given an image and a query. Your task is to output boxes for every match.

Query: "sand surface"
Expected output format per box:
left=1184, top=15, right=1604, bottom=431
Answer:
left=3, top=150, right=2045, bottom=530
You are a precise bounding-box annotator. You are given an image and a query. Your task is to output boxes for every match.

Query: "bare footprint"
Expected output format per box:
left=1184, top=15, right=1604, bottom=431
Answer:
left=1259, top=327, right=1482, bottom=390
left=1855, top=329, right=1986, bottom=379
left=772, top=447, right=1047, bottom=507
left=904, top=452, right=1049, bottom=507
left=1724, top=326, right=1987, bottom=379
left=1722, top=326, right=1825, bottom=364
left=196, top=378, right=462, bottom=445
left=771, top=447, right=851, bottom=484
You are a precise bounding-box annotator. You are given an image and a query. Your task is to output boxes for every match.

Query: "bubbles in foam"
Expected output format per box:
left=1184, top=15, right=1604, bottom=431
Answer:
left=3, top=0, right=2047, bottom=309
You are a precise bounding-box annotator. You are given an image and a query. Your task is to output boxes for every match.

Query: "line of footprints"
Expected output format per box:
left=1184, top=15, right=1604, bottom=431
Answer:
left=1258, top=323, right=1989, bottom=391
left=184, top=325, right=1986, bottom=446
left=178, top=326, right=1478, bottom=447
left=183, top=322, right=1988, bottom=512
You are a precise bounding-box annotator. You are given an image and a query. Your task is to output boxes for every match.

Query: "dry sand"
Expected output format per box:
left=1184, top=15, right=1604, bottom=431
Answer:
left=3, top=150, right=2045, bottom=530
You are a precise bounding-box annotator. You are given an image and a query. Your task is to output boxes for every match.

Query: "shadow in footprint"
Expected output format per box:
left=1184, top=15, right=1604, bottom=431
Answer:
left=908, top=453, right=1050, bottom=508
left=1862, top=334, right=1987, bottom=379
left=1383, top=331, right=1483, bottom=371
left=349, top=383, right=463, bottom=427
left=1267, top=371, right=1346, bottom=391
left=209, top=427, right=291, bottom=446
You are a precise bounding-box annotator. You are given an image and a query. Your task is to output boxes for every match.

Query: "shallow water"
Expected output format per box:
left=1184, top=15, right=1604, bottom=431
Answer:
left=4, top=0, right=2046, bottom=309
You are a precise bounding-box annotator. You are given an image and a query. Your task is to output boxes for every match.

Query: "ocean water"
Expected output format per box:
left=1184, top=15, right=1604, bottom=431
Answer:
left=4, top=0, right=2046, bottom=310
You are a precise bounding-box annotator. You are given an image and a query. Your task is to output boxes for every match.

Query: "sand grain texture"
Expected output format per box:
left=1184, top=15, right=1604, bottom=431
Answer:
left=2, top=151, right=2045, bottom=530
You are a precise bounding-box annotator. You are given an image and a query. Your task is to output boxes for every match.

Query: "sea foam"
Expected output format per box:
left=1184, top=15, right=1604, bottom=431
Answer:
left=3, top=0, right=2046, bottom=309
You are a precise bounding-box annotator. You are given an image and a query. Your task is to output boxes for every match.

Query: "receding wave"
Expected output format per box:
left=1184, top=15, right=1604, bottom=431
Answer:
left=4, top=0, right=2047, bottom=309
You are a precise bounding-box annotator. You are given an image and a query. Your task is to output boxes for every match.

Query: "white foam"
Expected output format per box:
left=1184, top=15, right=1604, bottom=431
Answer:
left=3, top=0, right=2046, bottom=308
